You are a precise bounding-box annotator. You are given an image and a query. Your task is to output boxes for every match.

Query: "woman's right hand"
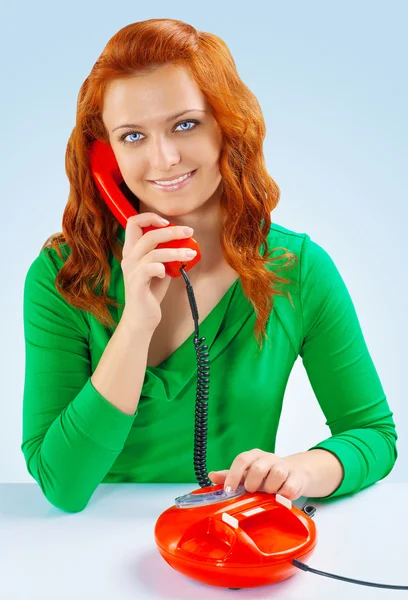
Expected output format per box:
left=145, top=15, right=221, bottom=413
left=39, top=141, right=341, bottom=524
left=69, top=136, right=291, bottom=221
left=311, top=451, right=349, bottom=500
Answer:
left=119, top=213, right=197, bottom=334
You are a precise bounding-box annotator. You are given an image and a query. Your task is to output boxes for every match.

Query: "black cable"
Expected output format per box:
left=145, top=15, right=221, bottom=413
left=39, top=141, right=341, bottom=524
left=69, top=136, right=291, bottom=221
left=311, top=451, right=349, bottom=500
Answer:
left=180, top=266, right=212, bottom=488
left=292, top=559, right=408, bottom=589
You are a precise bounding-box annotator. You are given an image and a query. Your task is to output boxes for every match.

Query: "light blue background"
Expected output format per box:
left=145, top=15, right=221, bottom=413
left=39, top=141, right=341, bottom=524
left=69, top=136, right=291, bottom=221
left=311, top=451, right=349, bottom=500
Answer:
left=1, top=0, right=406, bottom=484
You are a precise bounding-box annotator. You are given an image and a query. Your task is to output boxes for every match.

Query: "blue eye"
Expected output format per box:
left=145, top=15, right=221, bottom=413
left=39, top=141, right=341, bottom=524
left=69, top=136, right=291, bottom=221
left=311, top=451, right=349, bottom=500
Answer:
left=119, top=119, right=200, bottom=145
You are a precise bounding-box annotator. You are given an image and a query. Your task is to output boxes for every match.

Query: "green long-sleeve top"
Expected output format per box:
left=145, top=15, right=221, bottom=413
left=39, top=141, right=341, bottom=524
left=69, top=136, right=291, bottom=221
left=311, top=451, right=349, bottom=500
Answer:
left=22, top=222, right=398, bottom=513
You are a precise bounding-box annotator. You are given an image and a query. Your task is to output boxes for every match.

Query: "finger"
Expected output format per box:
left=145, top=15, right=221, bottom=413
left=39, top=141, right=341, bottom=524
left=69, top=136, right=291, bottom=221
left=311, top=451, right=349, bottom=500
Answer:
left=122, top=214, right=148, bottom=258
left=209, top=471, right=247, bottom=486
left=224, top=449, right=264, bottom=492
left=208, top=471, right=229, bottom=484
left=275, top=472, right=304, bottom=501
left=262, top=461, right=290, bottom=494
left=122, top=213, right=168, bottom=258
left=243, top=457, right=275, bottom=493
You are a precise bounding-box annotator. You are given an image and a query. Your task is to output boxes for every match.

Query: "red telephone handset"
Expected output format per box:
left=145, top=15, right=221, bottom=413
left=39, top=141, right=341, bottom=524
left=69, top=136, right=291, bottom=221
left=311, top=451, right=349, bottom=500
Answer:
left=89, top=139, right=201, bottom=278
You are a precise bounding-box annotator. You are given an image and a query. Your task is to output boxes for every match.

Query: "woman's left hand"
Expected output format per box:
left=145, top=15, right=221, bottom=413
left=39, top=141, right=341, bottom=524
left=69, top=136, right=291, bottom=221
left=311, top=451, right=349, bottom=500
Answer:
left=208, top=449, right=310, bottom=501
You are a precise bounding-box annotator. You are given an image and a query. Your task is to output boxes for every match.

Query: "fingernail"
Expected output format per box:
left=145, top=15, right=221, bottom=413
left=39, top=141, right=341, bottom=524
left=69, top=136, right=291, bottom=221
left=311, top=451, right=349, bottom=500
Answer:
left=160, top=217, right=170, bottom=224
left=224, top=486, right=233, bottom=494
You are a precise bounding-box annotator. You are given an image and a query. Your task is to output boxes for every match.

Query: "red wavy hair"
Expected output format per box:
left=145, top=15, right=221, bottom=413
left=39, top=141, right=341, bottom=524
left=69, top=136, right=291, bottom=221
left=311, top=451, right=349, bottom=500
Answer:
left=42, top=18, right=298, bottom=351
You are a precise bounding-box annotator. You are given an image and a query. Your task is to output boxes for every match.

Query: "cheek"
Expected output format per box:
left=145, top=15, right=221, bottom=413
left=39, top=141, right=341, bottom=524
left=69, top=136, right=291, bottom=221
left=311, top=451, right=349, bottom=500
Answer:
left=116, top=155, right=137, bottom=178
left=196, top=149, right=222, bottom=178
left=121, top=163, right=146, bottom=186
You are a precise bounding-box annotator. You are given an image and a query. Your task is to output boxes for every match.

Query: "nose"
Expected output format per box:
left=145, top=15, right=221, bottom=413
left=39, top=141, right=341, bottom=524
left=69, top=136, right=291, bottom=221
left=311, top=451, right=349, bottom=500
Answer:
left=148, top=135, right=181, bottom=172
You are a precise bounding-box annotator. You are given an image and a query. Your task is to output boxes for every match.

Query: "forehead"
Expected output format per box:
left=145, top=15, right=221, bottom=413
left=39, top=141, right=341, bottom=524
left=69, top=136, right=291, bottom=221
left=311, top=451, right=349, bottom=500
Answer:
left=102, top=65, right=206, bottom=125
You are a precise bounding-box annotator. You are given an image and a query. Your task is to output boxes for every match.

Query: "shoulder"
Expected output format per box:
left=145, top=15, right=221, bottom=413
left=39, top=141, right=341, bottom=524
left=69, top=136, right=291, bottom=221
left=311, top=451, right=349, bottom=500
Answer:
left=24, top=244, right=70, bottom=296
left=262, top=221, right=306, bottom=281
left=266, top=221, right=307, bottom=254
left=265, top=222, right=348, bottom=350
left=266, top=221, right=334, bottom=274
left=24, top=242, right=90, bottom=333
left=25, top=242, right=71, bottom=286
left=263, top=221, right=343, bottom=308
left=266, top=221, right=324, bottom=256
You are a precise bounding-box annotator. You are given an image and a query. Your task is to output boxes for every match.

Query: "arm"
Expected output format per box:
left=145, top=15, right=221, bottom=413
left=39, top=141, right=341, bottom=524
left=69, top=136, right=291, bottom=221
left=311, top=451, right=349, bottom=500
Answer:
left=22, top=249, right=151, bottom=513
left=296, top=233, right=398, bottom=499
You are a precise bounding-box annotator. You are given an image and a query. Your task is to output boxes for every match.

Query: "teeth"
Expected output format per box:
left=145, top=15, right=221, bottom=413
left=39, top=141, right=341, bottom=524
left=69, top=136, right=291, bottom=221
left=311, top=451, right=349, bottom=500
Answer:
left=154, top=171, right=193, bottom=186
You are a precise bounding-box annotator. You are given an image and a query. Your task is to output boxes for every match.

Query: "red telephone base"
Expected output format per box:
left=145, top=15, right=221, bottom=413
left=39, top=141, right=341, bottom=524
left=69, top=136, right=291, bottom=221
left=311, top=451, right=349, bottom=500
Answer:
left=154, top=484, right=317, bottom=589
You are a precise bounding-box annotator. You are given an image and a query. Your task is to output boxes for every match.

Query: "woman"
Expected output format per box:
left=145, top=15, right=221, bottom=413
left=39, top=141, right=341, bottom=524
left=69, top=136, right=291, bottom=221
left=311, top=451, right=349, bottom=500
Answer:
left=22, top=18, right=398, bottom=513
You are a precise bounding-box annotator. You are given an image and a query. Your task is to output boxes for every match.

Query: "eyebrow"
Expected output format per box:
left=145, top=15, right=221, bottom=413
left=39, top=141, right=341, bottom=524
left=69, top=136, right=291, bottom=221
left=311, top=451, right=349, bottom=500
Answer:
left=111, top=109, right=207, bottom=133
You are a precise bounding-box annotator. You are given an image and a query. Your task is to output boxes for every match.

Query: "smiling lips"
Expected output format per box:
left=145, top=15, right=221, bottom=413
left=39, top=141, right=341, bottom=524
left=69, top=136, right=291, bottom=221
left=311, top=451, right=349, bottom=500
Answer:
left=149, top=169, right=197, bottom=191
left=151, top=170, right=196, bottom=184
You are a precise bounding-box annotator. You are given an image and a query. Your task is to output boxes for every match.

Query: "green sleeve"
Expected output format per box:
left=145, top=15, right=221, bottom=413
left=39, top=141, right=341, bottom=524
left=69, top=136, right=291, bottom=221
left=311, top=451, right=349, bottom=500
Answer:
left=22, top=249, right=137, bottom=513
left=298, top=234, right=398, bottom=499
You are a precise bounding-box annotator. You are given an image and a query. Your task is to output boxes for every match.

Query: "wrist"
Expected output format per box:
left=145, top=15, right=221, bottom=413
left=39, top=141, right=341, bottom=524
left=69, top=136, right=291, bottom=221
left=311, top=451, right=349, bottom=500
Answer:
left=119, top=311, right=157, bottom=337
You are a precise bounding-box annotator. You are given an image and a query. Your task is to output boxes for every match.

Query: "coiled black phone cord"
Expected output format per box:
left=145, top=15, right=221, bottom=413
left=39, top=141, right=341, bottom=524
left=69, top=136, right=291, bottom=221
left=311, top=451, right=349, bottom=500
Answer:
left=180, top=266, right=213, bottom=488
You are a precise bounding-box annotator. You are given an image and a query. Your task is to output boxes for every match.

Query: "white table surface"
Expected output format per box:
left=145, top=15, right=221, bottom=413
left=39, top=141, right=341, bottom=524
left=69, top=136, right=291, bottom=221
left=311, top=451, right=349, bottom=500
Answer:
left=0, top=481, right=407, bottom=599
